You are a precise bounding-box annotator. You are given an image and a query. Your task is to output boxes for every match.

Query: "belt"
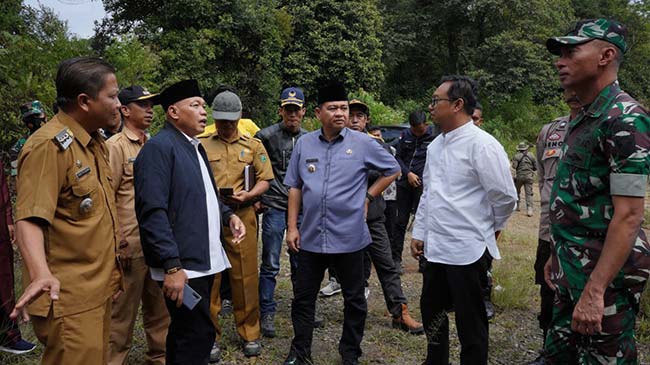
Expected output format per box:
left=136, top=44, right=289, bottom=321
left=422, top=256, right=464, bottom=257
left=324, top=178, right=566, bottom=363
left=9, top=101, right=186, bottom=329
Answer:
left=581, top=231, right=607, bottom=238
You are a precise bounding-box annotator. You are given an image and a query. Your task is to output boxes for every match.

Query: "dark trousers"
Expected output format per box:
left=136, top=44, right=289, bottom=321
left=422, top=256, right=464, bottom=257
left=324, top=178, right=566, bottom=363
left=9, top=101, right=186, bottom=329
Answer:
left=0, top=240, right=21, bottom=346
left=421, top=257, right=489, bottom=365
left=534, top=239, right=555, bottom=334
left=291, top=249, right=367, bottom=361
left=363, top=218, right=407, bottom=316
left=384, top=200, right=398, bottom=263
left=394, top=184, right=423, bottom=266
left=163, top=274, right=215, bottom=365
left=478, top=252, right=493, bottom=301
left=219, top=269, right=232, bottom=301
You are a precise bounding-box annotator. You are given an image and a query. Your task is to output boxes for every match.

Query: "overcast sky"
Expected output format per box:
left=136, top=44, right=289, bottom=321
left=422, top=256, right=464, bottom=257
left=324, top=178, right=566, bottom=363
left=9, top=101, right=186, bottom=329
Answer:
left=24, top=0, right=106, bottom=38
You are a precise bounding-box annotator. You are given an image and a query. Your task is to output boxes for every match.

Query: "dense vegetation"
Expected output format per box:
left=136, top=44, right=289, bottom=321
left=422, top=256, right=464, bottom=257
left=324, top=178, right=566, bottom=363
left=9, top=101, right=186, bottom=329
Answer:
left=2, top=0, right=650, bottom=155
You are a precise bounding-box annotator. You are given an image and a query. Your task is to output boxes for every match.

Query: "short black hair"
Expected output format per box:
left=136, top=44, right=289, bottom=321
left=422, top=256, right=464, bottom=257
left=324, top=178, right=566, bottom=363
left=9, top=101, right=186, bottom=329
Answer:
left=409, top=110, right=427, bottom=126
left=55, top=57, right=116, bottom=111
left=474, top=101, right=482, bottom=111
left=439, top=75, right=478, bottom=115
left=368, top=125, right=381, bottom=132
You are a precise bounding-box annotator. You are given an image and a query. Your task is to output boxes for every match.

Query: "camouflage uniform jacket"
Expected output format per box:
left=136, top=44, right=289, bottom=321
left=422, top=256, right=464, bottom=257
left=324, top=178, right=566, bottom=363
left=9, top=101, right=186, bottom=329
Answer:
left=549, top=81, right=650, bottom=292
left=511, top=151, right=537, bottom=179
left=536, top=116, right=569, bottom=242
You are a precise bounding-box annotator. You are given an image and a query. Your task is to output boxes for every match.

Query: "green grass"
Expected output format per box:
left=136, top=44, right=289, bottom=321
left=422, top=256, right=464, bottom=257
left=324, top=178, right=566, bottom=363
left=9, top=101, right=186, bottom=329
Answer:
left=492, top=230, right=539, bottom=310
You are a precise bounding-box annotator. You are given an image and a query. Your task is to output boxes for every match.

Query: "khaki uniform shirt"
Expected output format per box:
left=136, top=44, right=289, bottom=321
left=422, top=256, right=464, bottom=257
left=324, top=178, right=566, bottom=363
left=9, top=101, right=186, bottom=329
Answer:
left=15, top=112, right=121, bottom=318
left=106, top=126, right=146, bottom=258
left=200, top=131, right=273, bottom=200
left=535, top=116, right=569, bottom=241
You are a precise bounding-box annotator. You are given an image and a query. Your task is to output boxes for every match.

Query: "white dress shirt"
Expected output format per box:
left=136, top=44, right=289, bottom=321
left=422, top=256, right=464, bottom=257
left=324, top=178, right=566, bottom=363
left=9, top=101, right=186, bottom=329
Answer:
left=412, top=121, right=517, bottom=265
left=151, top=133, right=231, bottom=280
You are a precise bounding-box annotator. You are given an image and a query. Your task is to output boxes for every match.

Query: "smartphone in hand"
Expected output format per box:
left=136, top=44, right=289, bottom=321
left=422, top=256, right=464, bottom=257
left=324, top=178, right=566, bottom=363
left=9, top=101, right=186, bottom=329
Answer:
left=182, top=283, right=202, bottom=310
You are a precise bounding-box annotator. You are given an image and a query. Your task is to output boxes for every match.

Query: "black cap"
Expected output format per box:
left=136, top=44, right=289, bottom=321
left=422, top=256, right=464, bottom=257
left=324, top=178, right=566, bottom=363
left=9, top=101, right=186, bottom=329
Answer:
left=158, top=80, right=202, bottom=111
left=118, top=85, right=159, bottom=105
left=317, top=81, right=347, bottom=105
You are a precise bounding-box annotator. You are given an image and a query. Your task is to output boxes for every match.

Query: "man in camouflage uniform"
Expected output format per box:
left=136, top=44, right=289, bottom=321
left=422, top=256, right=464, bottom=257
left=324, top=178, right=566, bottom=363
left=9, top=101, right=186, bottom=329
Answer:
left=9, top=101, right=46, bottom=176
left=543, top=19, right=650, bottom=364
left=511, top=142, right=537, bottom=216
left=528, top=88, right=579, bottom=365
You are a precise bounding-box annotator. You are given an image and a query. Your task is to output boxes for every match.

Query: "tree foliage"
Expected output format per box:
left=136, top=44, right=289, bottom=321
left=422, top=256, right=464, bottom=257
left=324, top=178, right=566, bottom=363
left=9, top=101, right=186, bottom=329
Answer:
left=2, top=0, right=650, bottom=157
left=0, top=3, right=91, bottom=155
left=98, top=0, right=291, bottom=125
left=279, top=0, right=385, bottom=103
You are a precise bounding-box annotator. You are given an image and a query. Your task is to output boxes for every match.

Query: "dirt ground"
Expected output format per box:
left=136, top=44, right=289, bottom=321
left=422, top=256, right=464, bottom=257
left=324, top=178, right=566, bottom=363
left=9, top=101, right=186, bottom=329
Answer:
left=1, top=184, right=649, bottom=364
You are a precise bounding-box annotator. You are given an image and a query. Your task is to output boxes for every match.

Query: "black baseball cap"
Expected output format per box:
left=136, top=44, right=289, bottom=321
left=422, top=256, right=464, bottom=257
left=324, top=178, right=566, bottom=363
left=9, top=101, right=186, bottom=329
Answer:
left=118, top=85, right=159, bottom=105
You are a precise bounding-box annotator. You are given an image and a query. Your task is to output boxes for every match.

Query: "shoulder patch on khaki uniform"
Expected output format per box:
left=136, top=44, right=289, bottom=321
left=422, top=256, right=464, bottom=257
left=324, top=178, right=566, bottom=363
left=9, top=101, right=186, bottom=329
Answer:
left=52, top=128, right=74, bottom=151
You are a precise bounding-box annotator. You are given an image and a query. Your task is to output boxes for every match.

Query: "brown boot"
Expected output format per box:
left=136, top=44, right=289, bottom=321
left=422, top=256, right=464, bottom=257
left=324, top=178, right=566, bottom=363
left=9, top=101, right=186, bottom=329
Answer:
left=391, top=303, right=424, bottom=335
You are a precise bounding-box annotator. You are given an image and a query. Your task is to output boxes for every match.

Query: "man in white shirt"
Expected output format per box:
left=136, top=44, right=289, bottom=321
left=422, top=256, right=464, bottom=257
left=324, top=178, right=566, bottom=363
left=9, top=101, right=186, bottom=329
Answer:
left=410, top=75, right=517, bottom=365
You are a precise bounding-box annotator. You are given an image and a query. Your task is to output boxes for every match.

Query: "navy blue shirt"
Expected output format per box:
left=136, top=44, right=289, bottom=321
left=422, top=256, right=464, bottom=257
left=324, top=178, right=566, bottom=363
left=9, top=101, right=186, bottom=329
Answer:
left=395, top=124, right=438, bottom=181
left=284, top=128, right=399, bottom=254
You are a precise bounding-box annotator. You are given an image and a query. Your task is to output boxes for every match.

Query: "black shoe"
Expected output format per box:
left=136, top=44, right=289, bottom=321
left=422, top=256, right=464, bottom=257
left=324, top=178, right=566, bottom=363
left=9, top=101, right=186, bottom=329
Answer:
left=209, top=341, right=220, bottom=363
left=284, top=349, right=312, bottom=365
left=527, top=351, right=547, bottom=364
left=343, top=358, right=360, bottom=365
left=243, top=340, right=261, bottom=357
left=484, top=299, right=495, bottom=320
left=261, top=313, right=276, bottom=338
left=221, top=299, right=233, bottom=316
left=314, top=314, right=324, bottom=328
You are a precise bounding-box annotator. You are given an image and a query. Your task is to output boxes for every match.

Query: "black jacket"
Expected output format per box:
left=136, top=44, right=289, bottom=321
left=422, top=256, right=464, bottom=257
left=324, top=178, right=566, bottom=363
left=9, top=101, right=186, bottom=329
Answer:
left=366, top=137, right=392, bottom=222
left=134, top=122, right=233, bottom=271
left=255, top=122, right=307, bottom=211
left=394, top=124, right=439, bottom=185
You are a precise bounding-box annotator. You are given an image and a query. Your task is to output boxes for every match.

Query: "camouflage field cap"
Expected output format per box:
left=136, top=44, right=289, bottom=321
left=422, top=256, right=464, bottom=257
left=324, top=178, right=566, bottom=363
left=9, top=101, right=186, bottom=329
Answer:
left=20, top=100, right=44, bottom=120
left=516, top=142, right=529, bottom=151
left=546, top=18, right=628, bottom=55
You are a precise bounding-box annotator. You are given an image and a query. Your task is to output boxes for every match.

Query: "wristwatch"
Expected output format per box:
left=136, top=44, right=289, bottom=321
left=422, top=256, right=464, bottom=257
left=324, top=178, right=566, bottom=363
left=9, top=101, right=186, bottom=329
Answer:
left=165, top=266, right=182, bottom=275
left=366, top=192, right=375, bottom=202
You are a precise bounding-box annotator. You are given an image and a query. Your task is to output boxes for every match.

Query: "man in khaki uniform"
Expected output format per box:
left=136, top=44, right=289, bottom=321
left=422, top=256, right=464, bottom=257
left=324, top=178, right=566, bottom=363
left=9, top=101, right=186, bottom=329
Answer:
left=200, top=90, right=273, bottom=360
left=107, top=85, right=169, bottom=365
left=10, top=56, right=122, bottom=365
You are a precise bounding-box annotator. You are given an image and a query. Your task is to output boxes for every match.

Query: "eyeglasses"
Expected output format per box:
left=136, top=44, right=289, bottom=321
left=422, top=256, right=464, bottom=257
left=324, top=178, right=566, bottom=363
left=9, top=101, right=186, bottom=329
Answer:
left=430, top=98, right=455, bottom=106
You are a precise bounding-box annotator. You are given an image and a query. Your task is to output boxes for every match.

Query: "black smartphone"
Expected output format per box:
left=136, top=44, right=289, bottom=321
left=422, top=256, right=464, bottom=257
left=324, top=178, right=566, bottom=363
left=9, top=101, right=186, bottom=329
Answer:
left=182, top=283, right=202, bottom=310
left=220, top=187, right=234, bottom=197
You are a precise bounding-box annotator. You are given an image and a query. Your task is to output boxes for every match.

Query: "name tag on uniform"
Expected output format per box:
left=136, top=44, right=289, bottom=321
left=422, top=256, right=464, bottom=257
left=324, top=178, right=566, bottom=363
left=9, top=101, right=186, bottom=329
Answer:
left=76, top=166, right=91, bottom=179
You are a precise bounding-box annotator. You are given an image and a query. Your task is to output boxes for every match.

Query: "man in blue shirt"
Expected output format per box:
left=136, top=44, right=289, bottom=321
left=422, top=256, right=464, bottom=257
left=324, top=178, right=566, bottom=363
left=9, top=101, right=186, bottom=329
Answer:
left=282, top=82, right=400, bottom=365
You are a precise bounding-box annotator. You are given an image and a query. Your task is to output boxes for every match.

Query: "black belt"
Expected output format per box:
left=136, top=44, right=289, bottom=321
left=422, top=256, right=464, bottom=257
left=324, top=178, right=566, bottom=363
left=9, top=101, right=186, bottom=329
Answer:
left=581, top=231, right=607, bottom=238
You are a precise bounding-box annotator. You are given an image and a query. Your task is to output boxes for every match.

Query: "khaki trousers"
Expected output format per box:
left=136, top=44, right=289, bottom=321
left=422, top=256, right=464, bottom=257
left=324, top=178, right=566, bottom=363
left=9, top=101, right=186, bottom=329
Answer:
left=108, top=257, right=169, bottom=365
left=32, top=299, right=111, bottom=365
left=210, top=206, right=260, bottom=341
